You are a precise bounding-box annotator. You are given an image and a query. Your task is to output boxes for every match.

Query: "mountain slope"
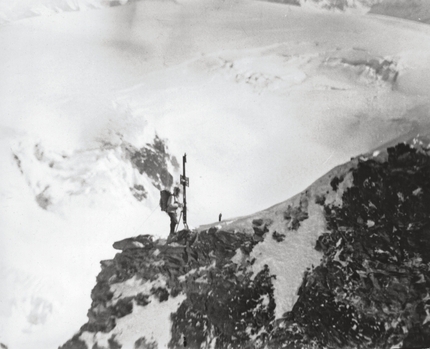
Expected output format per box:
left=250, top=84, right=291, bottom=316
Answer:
left=0, top=131, right=180, bottom=349
left=61, top=135, right=430, bottom=349
left=0, top=0, right=130, bottom=23
left=264, top=0, right=430, bottom=25
left=10, top=135, right=178, bottom=211
left=369, top=0, right=430, bottom=24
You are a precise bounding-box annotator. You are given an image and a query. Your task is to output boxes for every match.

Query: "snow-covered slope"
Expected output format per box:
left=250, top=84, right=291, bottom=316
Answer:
left=0, top=129, right=180, bottom=349
left=114, top=36, right=430, bottom=225
left=3, top=0, right=430, bottom=26
left=61, top=134, right=430, bottom=348
left=0, top=0, right=130, bottom=23
left=11, top=135, right=178, bottom=212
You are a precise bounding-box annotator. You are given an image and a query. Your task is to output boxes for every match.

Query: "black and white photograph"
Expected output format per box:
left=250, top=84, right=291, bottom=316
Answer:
left=1, top=0, right=430, bottom=348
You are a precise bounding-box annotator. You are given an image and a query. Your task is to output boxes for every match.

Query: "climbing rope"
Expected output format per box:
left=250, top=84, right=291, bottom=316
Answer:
left=133, top=205, right=158, bottom=235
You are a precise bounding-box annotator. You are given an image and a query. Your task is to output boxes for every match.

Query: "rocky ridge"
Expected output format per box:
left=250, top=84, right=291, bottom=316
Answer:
left=61, top=136, right=430, bottom=349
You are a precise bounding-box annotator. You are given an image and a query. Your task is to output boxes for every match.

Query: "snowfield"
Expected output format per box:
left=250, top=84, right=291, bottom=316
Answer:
left=1, top=0, right=430, bottom=348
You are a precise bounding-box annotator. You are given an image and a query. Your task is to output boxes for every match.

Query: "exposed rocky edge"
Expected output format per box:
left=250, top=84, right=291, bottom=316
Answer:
left=62, top=138, right=430, bottom=349
left=60, top=229, right=269, bottom=349
left=252, top=218, right=273, bottom=237
left=270, top=142, right=430, bottom=348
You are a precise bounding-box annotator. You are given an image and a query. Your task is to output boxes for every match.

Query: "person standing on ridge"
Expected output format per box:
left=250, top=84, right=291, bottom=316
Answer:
left=166, top=187, right=183, bottom=235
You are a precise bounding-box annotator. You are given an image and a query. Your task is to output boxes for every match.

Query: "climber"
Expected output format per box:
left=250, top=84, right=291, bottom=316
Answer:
left=166, top=186, right=183, bottom=235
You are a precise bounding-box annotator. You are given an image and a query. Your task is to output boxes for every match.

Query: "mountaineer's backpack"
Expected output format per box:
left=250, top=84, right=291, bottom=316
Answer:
left=159, top=190, right=172, bottom=212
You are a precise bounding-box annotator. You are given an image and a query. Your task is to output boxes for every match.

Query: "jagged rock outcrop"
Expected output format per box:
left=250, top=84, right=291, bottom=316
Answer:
left=61, top=137, right=430, bottom=349
left=125, top=135, right=179, bottom=191
left=270, top=141, right=430, bottom=348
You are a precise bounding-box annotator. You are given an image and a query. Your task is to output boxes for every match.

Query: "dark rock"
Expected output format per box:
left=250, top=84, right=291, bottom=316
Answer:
left=315, top=194, right=326, bottom=206
left=241, top=240, right=256, bottom=255
left=112, top=297, right=133, bottom=318
left=135, top=293, right=151, bottom=306
left=100, top=260, right=114, bottom=269
left=272, top=231, right=286, bottom=242
left=167, top=229, right=195, bottom=245
left=62, top=142, right=430, bottom=349
left=330, top=176, right=342, bottom=191
left=283, top=193, right=309, bottom=230
left=252, top=218, right=265, bottom=227
left=91, top=281, right=114, bottom=306
left=113, top=235, right=154, bottom=251
left=276, top=143, right=430, bottom=348
left=169, top=265, right=275, bottom=349
left=402, top=323, right=430, bottom=348
left=127, top=136, right=176, bottom=190
left=82, top=308, right=116, bottom=333
left=108, top=336, right=121, bottom=349
left=252, top=218, right=273, bottom=236
left=135, top=337, right=158, bottom=349
left=59, top=334, right=88, bottom=349
left=151, top=287, right=169, bottom=302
